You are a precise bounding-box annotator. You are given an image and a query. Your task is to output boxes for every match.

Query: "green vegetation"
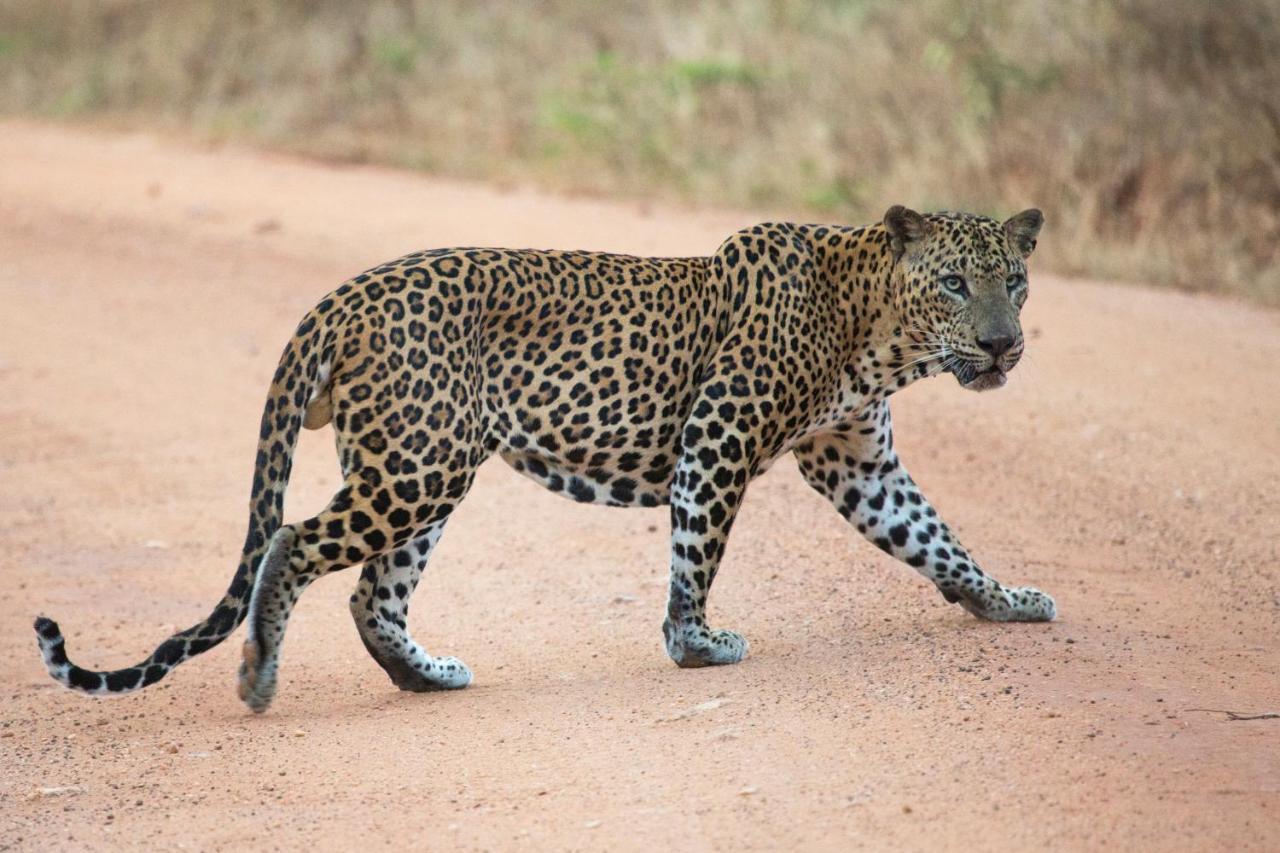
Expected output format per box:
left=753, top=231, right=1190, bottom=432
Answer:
left=0, top=0, right=1275, bottom=303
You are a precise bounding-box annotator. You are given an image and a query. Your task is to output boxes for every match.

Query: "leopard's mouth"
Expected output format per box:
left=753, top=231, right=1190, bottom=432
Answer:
left=950, top=360, right=1007, bottom=392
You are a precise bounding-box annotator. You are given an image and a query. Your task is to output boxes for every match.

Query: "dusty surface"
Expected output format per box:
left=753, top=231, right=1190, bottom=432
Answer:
left=0, top=121, right=1277, bottom=852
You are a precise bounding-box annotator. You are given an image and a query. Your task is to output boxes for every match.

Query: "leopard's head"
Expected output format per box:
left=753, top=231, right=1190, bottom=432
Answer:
left=884, top=206, right=1043, bottom=391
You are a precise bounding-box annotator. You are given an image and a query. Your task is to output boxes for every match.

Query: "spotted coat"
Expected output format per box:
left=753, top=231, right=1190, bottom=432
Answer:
left=35, top=206, right=1054, bottom=713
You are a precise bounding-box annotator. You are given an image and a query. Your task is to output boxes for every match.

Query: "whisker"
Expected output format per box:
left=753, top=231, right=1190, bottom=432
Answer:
left=897, top=353, right=942, bottom=370
left=892, top=344, right=953, bottom=376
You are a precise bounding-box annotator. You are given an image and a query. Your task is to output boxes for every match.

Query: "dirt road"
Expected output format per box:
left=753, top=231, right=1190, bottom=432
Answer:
left=1, top=121, right=1277, bottom=852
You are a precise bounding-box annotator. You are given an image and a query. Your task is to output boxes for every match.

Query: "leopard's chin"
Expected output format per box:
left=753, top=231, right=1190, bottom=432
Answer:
left=952, top=361, right=1008, bottom=392
left=961, top=370, right=1006, bottom=392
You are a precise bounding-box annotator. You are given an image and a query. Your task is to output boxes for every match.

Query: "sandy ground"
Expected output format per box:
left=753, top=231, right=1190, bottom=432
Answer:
left=0, top=121, right=1277, bottom=852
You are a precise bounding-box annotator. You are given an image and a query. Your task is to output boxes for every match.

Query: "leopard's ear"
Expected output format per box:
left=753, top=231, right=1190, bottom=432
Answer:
left=883, top=205, right=931, bottom=259
left=1004, top=208, right=1043, bottom=258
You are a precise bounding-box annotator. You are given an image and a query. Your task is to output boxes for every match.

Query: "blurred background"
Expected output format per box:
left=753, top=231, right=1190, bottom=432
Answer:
left=1, top=0, right=1276, bottom=304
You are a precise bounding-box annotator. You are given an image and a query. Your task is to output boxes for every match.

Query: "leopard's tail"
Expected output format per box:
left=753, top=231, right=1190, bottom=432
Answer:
left=33, top=310, right=336, bottom=697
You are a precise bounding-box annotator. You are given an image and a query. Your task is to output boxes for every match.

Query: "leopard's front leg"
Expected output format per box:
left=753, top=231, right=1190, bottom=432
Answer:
left=661, top=396, right=759, bottom=667
left=793, top=405, right=1055, bottom=622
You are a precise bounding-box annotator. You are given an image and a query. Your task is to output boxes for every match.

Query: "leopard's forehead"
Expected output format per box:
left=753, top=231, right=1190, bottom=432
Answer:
left=925, top=212, right=1020, bottom=275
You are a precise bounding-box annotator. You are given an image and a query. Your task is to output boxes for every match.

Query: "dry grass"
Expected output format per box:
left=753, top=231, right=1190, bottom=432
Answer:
left=1, top=0, right=1276, bottom=303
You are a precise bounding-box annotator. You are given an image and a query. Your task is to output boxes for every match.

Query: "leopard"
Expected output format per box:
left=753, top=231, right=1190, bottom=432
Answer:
left=34, top=205, right=1054, bottom=714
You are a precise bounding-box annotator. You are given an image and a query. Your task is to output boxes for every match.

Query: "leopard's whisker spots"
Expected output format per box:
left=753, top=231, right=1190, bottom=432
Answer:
left=893, top=343, right=953, bottom=375
left=894, top=352, right=945, bottom=374
left=900, top=335, right=948, bottom=347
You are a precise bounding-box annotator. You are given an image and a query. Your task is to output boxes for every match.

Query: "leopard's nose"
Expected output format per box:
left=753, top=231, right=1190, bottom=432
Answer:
left=976, top=333, right=1015, bottom=357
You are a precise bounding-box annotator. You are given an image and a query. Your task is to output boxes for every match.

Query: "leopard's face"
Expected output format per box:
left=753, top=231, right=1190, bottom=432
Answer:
left=884, top=207, right=1043, bottom=392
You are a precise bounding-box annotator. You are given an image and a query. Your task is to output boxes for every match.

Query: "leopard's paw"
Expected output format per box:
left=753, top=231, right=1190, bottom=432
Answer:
left=1007, top=586, right=1056, bottom=621
left=957, top=584, right=1056, bottom=622
left=390, top=655, right=473, bottom=692
left=663, top=620, right=749, bottom=668
left=237, top=638, right=278, bottom=713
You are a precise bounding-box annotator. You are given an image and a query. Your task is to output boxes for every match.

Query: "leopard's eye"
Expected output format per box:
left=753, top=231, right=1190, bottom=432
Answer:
left=940, top=274, right=968, bottom=297
left=1006, top=274, right=1026, bottom=294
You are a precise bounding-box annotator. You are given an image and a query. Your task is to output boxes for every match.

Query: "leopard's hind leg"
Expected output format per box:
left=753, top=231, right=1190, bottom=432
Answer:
left=349, top=521, right=471, bottom=692
left=236, top=484, right=385, bottom=713
left=239, top=449, right=483, bottom=712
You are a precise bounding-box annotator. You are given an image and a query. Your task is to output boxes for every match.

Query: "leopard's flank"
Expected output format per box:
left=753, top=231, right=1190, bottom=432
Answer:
left=34, top=206, right=1053, bottom=713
